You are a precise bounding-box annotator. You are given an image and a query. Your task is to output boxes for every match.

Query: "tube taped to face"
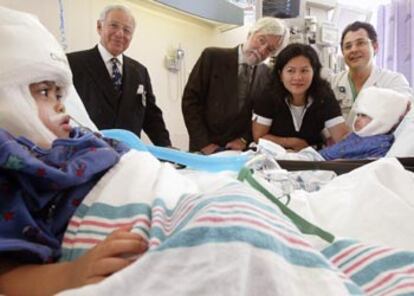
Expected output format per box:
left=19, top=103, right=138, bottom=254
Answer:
left=353, top=87, right=410, bottom=137
left=0, top=7, right=72, bottom=147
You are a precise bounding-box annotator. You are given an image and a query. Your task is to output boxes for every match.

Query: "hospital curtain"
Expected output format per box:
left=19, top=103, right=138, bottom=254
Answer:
left=376, top=0, right=414, bottom=87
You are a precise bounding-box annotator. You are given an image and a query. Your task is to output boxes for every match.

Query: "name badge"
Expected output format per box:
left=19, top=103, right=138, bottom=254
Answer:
left=337, top=86, right=351, bottom=108
left=137, top=84, right=146, bottom=107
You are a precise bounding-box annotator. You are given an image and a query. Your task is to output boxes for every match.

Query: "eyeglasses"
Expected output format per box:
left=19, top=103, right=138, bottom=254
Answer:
left=342, top=38, right=372, bottom=51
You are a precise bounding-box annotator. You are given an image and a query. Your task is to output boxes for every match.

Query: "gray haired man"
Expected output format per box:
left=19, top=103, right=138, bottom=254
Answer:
left=182, top=17, right=288, bottom=154
left=68, top=5, right=172, bottom=146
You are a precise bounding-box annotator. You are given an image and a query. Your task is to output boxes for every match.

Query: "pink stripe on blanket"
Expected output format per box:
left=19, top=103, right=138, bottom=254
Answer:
left=68, top=217, right=150, bottom=229
left=152, top=204, right=196, bottom=233
left=151, top=202, right=293, bottom=236
left=196, top=216, right=310, bottom=248
left=377, top=282, right=414, bottom=296
left=344, top=248, right=393, bottom=274
left=364, top=266, right=414, bottom=293
left=63, top=237, right=102, bottom=245
left=331, top=244, right=365, bottom=264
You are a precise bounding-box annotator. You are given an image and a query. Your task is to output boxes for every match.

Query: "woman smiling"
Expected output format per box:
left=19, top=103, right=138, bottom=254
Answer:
left=252, top=43, right=349, bottom=151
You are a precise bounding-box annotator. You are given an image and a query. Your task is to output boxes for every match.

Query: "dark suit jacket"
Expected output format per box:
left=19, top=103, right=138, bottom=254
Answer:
left=181, top=46, right=271, bottom=151
left=67, top=46, right=171, bottom=146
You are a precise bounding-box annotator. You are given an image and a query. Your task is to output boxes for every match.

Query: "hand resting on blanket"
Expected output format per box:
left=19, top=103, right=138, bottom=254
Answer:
left=0, top=227, right=148, bottom=296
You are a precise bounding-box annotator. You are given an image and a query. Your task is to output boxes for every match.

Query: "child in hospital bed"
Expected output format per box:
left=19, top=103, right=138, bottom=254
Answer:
left=258, top=86, right=411, bottom=161
left=319, top=86, right=411, bottom=160
left=4, top=7, right=414, bottom=296
left=0, top=7, right=148, bottom=295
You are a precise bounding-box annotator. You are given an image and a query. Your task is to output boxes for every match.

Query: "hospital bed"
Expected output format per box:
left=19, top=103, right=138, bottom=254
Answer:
left=58, top=146, right=414, bottom=296
left=56, top=95, right=414, bottom=295
left=55, top=132, right=414, bottom=296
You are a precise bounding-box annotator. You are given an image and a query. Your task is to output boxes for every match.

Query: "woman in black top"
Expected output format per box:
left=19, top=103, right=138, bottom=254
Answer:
left=252, top=43, right=349, bottom=151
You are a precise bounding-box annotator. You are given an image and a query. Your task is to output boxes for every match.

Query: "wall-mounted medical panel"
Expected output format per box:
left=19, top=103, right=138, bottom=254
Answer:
left=153, top=0, right=244, bottom=25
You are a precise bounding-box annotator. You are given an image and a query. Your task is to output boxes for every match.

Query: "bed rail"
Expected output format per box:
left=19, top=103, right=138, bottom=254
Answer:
left=276, top=158, right=414, bottom=175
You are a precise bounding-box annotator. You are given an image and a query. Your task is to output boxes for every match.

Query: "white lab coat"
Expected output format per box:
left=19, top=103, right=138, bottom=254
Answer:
left=330, top=65, right=413, bottom=126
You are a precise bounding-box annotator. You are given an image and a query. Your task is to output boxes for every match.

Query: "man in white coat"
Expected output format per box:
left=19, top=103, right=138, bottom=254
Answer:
left=330, top=21, right=413, bottom=126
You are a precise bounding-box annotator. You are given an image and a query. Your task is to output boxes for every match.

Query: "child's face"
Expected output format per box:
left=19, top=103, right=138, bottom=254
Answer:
left=354, top=113, right=372, bottom=131
left=29, top=81, right=71, bottom=139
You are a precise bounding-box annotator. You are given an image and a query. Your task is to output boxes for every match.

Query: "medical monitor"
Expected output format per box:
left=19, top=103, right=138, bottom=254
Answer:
left=262, top=0, right=301, bottom=18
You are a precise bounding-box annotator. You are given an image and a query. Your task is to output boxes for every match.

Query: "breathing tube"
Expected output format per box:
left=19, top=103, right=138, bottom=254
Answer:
left=101, top=129, right=250, bottom=172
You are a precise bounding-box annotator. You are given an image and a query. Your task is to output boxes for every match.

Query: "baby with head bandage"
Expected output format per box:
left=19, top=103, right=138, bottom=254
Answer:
left=352, top=87, right=410, bottom=137
left=0, top=7, right=98, bottom=148
left=320, top=87, right=411, bottom=160
left=0, top=8, right=74, bottom=148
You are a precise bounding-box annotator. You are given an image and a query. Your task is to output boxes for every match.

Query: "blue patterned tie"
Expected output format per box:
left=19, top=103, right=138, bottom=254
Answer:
left=111, top=57, right=122, bottom=92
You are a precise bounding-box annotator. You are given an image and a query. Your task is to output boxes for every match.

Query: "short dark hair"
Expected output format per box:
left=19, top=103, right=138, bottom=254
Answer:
left=271, top=43, right=331, bottom=103
left=340, top=21, right=377, bottom=49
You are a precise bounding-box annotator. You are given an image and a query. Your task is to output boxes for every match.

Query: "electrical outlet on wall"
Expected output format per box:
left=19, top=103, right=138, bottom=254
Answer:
left=165, top=55, right=180, bottom=72
left=165, top=47, right=185, bottom=72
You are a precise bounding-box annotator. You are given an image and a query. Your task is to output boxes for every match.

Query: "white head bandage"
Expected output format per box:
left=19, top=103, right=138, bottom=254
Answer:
left=353, top=87, right=410, bottom=137
left=0, top=7, right=72, bottom=147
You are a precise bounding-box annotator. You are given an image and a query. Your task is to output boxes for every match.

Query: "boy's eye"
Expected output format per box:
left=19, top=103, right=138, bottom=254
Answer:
left=40, top=89, right=49, bottom=96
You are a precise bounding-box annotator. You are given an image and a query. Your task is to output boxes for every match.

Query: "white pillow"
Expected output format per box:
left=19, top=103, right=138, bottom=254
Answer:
left=386, top=107, right=414, bottom=157
left=65, top=85, right=98, bottom=131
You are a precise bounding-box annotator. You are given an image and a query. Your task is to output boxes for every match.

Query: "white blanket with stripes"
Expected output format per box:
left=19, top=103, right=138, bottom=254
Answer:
left=59, top=151, right=414, bottom=296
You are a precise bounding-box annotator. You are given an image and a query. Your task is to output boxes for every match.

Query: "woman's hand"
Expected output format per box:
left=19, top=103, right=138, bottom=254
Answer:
left=284, top=137, right=309, bottom=151
left=262, top=134, right=309, bottom=151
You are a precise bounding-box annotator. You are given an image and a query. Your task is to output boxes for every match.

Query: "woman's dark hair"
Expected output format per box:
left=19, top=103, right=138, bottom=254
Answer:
left=270, top=43, right=332, bottom=102
left=340, top=21, right=378, bottom=49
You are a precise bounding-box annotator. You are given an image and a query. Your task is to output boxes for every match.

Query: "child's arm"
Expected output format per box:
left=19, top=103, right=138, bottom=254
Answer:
left=328, top=122, right=350, bottom=143
left=0, top=228, right=148, bottom=296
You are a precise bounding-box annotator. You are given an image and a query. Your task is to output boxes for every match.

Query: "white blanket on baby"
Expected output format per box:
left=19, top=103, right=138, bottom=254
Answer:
left=59, top=150, right=359, bottom=295
left=59, top=151, right=414, bottom=296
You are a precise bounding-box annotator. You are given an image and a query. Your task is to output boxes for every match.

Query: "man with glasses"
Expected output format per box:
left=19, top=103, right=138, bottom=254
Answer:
left=182, top=17, right=288, bottom=154
left=330, top=21, right=413, bottom=126
left=67, top=5, right=172, bottom=147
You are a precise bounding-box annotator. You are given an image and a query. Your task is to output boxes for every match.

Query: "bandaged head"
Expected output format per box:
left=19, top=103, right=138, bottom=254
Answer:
left=352, top=87, right=410, bottom=137
left=0, top=7, right=72, bottom=147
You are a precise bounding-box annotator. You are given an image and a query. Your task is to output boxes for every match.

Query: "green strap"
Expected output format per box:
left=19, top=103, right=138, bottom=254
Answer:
left=238, top=167, right=335, bottom=243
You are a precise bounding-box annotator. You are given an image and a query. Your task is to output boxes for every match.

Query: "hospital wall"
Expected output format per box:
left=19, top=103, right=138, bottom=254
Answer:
left=0, top=0, right=250, bottom=150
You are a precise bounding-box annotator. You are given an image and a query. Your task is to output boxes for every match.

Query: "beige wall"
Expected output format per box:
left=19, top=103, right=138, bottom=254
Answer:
left=0, top=0, right=248, bottom=150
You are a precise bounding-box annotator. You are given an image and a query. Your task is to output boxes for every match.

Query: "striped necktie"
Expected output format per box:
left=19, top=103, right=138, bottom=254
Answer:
left=111, top=57, right=122, bottom=92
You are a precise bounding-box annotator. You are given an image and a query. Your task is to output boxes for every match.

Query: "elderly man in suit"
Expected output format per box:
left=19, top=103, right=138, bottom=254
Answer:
left=67, top=5, right=171, bottom=147
left=181, top=17, right=288, bottom=154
